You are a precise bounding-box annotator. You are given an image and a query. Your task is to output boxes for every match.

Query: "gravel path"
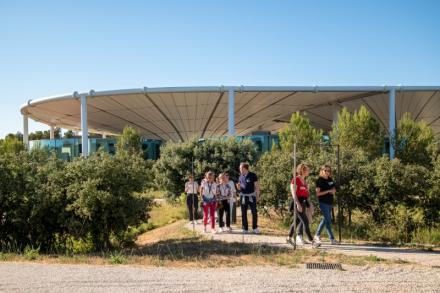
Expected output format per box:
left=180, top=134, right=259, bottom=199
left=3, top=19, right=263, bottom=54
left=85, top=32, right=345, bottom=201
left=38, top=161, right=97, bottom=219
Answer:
left=186, top=222, right=440, bottom=267
left=1, top=262, right=439, bottom=292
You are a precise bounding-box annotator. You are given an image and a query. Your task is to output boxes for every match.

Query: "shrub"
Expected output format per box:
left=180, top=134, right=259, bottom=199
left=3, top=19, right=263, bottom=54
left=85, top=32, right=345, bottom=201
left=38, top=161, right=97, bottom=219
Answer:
left=0, top=148, right=152, bottom=252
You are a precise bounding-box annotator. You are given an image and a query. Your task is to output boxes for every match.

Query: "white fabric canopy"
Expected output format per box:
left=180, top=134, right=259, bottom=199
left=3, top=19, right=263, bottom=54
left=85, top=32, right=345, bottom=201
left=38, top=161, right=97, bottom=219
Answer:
left=21, top=86, right=440, bottom=141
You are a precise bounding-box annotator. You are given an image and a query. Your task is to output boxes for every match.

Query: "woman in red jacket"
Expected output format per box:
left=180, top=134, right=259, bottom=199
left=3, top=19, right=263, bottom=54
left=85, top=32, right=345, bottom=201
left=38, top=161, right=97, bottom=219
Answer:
left=287, top=163, right=320, bottom=247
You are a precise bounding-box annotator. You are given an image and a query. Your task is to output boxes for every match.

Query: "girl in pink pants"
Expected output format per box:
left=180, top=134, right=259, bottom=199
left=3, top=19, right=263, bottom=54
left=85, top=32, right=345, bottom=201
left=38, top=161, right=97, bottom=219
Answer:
left=200, top=171, right=218, bottom=233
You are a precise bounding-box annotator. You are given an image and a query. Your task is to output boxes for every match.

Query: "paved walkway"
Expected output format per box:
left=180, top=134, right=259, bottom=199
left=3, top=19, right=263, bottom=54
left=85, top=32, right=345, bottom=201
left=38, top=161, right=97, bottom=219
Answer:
left=186, top=221, right=440, bottom=267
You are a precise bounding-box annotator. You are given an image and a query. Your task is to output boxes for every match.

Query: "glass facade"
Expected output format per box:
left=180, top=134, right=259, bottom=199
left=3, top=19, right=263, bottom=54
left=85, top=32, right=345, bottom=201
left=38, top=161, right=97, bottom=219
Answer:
left=29, top=134, right=278, bottom=161
left=30, top=138, right=162, bottom=160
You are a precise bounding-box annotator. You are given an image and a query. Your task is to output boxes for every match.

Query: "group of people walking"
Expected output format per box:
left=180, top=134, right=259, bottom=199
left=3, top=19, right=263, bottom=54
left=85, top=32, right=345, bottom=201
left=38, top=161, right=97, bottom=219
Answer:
left=184, top=162, right=338, bottom=247
left=184, top=163, right=260, bottom=234
left=287, top=163, right=338, bottom=247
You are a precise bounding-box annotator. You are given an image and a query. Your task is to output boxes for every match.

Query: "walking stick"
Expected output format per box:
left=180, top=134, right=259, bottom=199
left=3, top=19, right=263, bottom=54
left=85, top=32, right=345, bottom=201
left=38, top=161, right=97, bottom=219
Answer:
left=192, top=157, right=195, bottom=232
left=292, top=142, right=297, bottom=250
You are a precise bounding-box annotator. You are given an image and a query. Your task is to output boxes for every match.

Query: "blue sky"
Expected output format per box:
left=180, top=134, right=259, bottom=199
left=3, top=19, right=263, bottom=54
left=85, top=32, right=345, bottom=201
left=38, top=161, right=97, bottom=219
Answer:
left=1, top=0, right=439, bottom=137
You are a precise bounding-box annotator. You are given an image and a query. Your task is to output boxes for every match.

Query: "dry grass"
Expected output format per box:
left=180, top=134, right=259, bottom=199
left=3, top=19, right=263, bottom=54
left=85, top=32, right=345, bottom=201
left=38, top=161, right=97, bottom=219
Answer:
left=0, top=220, right=413, bottom=268
left=0, top=202, right=418, bottom=268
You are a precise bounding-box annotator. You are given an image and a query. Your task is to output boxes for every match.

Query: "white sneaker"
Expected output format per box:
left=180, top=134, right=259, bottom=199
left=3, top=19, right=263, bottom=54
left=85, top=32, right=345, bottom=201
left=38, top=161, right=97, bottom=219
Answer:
left=330, top=239, right=339, bottom=245
left=218, top=227, right=224, bottom=233
left=314, top=235, right=321, bottom=244
left=295, top=235, right=304, bottom=245
left=204, top=227, right=208, bottom=233
left=253, top=228, right=261, bottom=235
left=211, top=229, right=217, bottom=234
left=226, top=227, right=232, bottom=232
left=242, top=229, right=249, bottom=234
left=312, top=241, right=321, bottom=248
left=303, top=238, right=312, bottom=244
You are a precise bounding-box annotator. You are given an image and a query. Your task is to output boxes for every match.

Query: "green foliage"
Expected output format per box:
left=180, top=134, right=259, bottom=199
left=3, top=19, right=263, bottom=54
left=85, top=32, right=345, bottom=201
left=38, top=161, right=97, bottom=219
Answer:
left=396, top=112, right=435, bottom=165
left=256, top=149, right=293, bottom=218
left=0, top=136, right=24, bottom=154
left=108, top=251, right=127, bottom=264
left=279, top=112, right=323, bottom=152
left=0, top=148, right=152, bottom=252
left=24, top=246, right=40, bottom=260
left=426, top=154, right=440, bottom=224
left=331, top=106, right=384, bottom=158
left=117, top=126, right=142, bottom=155
left=63, top=151, right=152, bottom=250
left=154, top=138, right=257, bottom=200
left=29, top=127, right=61, bottom=140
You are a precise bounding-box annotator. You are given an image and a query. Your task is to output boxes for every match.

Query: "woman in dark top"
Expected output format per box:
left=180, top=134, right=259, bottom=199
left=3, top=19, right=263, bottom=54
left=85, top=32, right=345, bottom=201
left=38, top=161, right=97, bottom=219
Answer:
left=314, top=164, right=338, bottom=245
left=287, top=163, right=320, bottom=248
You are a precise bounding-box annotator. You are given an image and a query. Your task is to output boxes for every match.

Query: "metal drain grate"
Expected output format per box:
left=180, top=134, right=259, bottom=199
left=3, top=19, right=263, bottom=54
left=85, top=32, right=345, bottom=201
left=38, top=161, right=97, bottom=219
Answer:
left=306, top=263, right=342, bottom=270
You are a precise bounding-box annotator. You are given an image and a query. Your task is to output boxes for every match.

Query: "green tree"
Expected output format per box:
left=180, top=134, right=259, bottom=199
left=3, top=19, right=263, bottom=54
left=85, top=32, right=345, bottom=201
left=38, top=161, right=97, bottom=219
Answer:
left=331, top=106, right=384, bottom=158
left=0, top=136, right=24, bottom=153
left=256, top=149, right=293, bottom=219
left=279, top=112, right=323, bottom=152
left=117, top=126, right=142, bottom=155
left=396, top=112, right=435, bottom=165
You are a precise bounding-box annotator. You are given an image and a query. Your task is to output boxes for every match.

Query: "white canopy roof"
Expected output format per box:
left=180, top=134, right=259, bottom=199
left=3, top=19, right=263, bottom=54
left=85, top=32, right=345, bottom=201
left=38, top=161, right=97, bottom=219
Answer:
left=21, top=86, right=440, bottom=141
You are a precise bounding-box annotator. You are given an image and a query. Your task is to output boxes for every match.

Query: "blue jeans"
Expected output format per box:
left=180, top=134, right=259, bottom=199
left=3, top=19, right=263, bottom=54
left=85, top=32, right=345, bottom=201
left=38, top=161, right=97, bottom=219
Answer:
left=316, top=202, right=335, bottom=240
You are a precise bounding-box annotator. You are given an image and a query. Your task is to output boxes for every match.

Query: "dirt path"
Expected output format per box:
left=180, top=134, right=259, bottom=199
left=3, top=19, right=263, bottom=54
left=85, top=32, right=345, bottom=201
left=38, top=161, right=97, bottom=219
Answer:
left=186, top=222, right=440, bottom=267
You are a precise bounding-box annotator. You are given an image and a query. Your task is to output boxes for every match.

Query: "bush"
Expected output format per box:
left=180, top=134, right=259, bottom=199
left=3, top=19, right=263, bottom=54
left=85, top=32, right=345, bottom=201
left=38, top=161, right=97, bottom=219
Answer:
left=154, top=138, right=257, bottom=200
left=256, top=149, right=293, bottom=218
left=0, top=149, right=152, bottom=252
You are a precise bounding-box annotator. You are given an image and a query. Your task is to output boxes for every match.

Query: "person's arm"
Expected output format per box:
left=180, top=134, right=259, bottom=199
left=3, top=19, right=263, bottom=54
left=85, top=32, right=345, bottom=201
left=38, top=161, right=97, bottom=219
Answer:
left=290, top=182, right=302, bottom=213
left=254, top=181, right=260, bottom=201
left=316, top=187, right=330, bottom=197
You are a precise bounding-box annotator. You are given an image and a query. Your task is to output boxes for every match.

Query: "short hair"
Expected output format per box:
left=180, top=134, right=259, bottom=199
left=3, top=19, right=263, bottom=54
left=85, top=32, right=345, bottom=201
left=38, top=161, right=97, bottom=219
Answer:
left=240, top=162, right=250, bottom=170
left=205, top=171, right=215, bottom=178
left=295, top=163, right=309, bottom=176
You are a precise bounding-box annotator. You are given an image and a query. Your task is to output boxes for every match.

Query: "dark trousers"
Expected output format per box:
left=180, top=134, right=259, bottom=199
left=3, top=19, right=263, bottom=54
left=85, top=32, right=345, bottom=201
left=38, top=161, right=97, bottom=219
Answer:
left=289, top=201, right=313, bottom=241
left=186, top=194, right=198, bottom=221
left=241, top=195, right=258, bottom=231
left=218, top=200, right=231, bottom=228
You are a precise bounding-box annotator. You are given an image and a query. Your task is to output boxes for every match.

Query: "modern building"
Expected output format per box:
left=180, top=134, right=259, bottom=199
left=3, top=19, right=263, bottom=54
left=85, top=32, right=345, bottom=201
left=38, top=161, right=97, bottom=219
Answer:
left=21, top=86, right=440, bottom=159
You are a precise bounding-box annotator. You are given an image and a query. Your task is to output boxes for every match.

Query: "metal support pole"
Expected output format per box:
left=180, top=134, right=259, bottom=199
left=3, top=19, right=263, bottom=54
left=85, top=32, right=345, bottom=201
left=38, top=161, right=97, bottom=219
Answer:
left=50, top=125, right=55, bottom=140
left=192, top=156, right=195, bottom=231
left=292, top=142, right=297, bottom=250
left=228, top=88, right=235, bottom=136
left=389, top=88, right=396, bottom=159
left=80, top=94, right=89, bottom=157
left=337, top=145, right=342, bottom=243
left=23, top=114, right=29, bottom=148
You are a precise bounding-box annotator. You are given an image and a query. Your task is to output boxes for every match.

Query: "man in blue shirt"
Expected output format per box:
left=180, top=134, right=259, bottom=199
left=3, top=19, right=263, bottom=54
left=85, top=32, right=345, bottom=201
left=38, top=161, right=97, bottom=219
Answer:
left=238, top=162, right=260, bottom=234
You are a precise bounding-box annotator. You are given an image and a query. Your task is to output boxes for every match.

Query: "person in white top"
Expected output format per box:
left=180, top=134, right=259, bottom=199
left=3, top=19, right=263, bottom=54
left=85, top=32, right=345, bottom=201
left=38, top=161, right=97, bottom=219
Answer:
left=184, top=175, right=199, bottom=223
left=200, top=171, right=218, bottom=233
left=217, top=173, right=233, bottom=232
left=224, top=172, right=237, bottom=224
